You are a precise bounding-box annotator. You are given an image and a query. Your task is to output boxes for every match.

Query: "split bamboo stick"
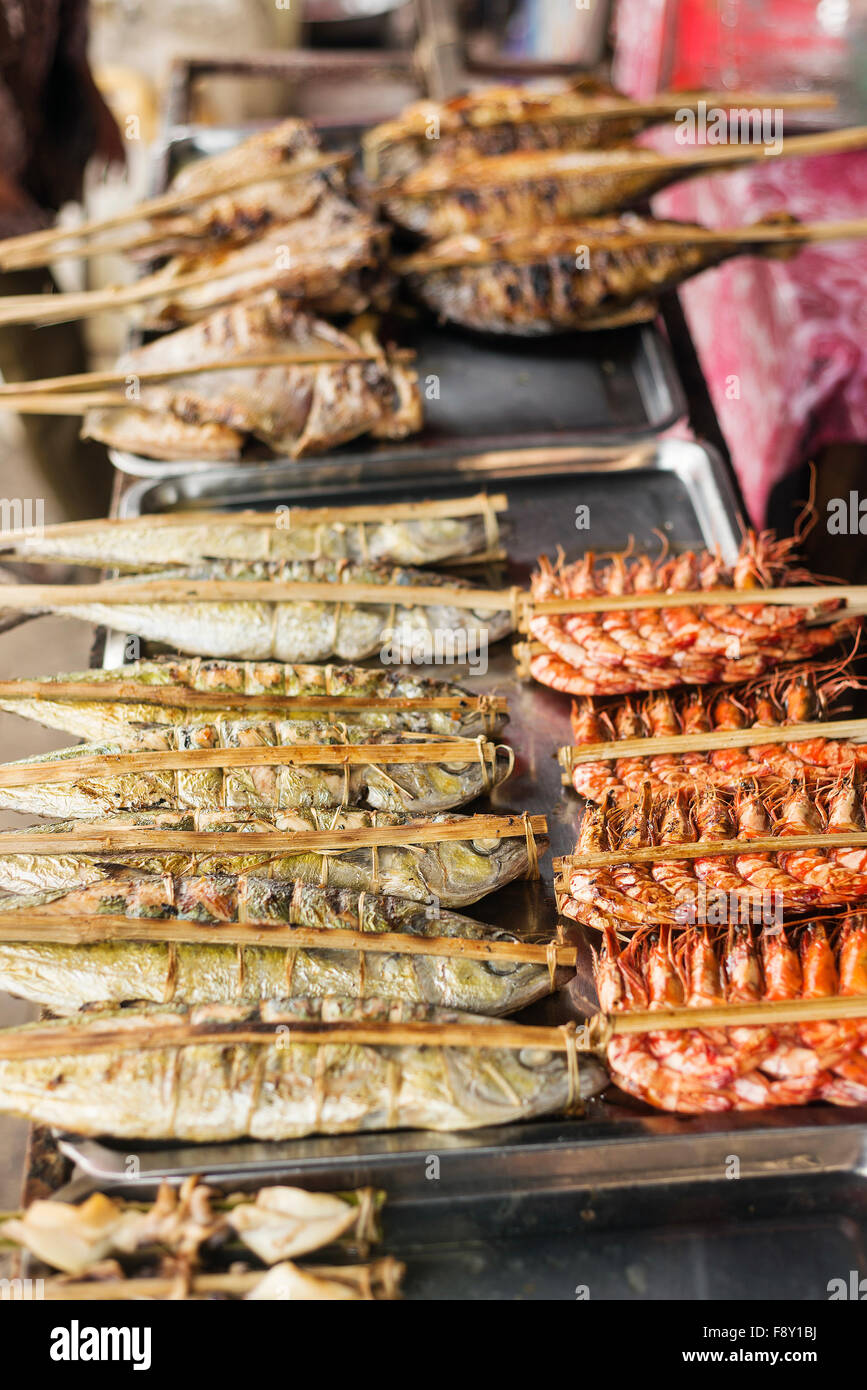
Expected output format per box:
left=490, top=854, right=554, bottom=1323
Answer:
left=26, top=491, right=507, bottom=529
left=392, top=126, right=867, bottom=197
left=0, top=811, right=547, bottom=856
left=520, top=583, right=865, bottom=621
left=0, top=679, right=508, bottom=715
left=0, top=350, right=418, bottom=400
left=556, top=830, right=867, bottom=869
left=558, top=716, right=867, bottom=770
left=2, top=992, right=866, bottom=1061
left=0, top=736, right=505, bottom=789
left=0, top=153, right=352, bottom=268
left=0, top=576, right=519, bottom=614
left=0, top=908, right=574, bottom=967
left=37, top=1258, right=403, bottom=1301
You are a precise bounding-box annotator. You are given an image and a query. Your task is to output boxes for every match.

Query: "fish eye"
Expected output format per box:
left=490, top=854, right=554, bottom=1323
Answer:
left=518, top=1048, right=554, bottom=1069
left=469, top=838, right=499, bottom=856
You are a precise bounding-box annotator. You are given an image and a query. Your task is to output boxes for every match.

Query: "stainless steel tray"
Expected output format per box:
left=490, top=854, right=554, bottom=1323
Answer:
left=59, top=436, right=867, bottom=1296
left=108, top=124, right=687, bottom=478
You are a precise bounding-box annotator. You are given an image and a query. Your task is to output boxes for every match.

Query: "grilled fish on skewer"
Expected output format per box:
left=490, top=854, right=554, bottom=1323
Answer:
left=0, top=720, right=514, bottom=818
left=9, top=487, right=497, bottom=571
left=400, top=216, right=828, bottom=336
left=169, top=120, right=320, bottom=198
left=0, top=658, right=507, bottom=743
left=0, top=877, right=551, bottom=1016
left=78, top=296, right=421, bottom=460
left=9, top=558, right=514, bottom=662
left=363, top=82, right=837, bottom=181
left=0, top=809, right=544, bottom=906
left=0, top=997, right=605, bottom=1140
left=149, top=200, right=389, bottom=325
left=382, top=131, right=867, bottom=238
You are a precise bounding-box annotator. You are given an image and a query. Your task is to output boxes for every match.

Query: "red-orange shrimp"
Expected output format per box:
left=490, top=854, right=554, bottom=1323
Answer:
left=708, top=690, right=764, bottom=781
left=722, top=923, right=775, bottom=1069
left=650, top=790, right=700, bottom=922
left=776, top=776, right=867, bottom=901
left=606, top=782, right=683, bottom=923
left=732, top=779, right=818, bottom=911
left=611, top=699, right=653, bottom=797
left=567, top=797, right=664, bottom=927
left=797, top=921, right=858, bottom=1067
left=569, top=699, right=623, bottom=803
left=759, top=926, right=828, bottom=1086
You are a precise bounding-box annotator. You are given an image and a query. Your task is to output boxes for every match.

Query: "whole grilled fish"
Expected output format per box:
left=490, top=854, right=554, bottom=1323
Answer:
left=0, top=876, right=551, bottom=1015
left=12, top=491, right=497, bottom=570
left=81, top=292, right=421, bottom=462
left=363, top=80, right=650, bottom=182
left=0, top=808, right=543, bottom=906
left=0, top=997, right=605, bottom=1139
left=23, top=558, right=513, bottom=662
left=401, top=218, right=782, bottom=335
left=0, top=719, right=512, bottom=818
left=0, top=658, right=507, bottom=744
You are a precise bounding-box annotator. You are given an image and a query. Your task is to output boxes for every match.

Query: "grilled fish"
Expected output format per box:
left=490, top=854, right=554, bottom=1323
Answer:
left=363, top=80, right=651, bottom=182
left=0, top=808, right=543, bottom=906
left=168, top=119, right=320, bottom=199
left=82, top=294, right=421, bottom=460
left=0, top=876, right=551, bottom=1015
left=0, top=997, right=605, bottom=1139
left=11, top=491, right=495, bottom=572
left=21, top=558, right=513, bottom=662
left=400, top=217, right=793, bottom=335
left=0, top=719, right=513, bottom=818
left=148, top=199, right=389, bottom=325
left=0, top=658, right=507, bottom=743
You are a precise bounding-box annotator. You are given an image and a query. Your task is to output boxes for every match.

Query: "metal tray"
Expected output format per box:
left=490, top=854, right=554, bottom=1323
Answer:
left=108, top=124, right=687, bottom=478
left=56, top=436, right=867, bottom=1296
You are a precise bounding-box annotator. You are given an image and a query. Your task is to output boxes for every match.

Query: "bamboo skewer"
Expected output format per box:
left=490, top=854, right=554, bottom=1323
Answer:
left=2, top=993, right=866, bottom=1060
left=520, top=583, right=865, bottom=621
left=558, top=716, right=867, bottom=770
left=0, top=350, right=418, bottom=400
left=556, top=830, right=867, bottom=869
left=0, top=678, right=508, bottom=715
left=0, top=736, right=506, bottom=789
left=23, top=492, right=507, bottom=530
left=398, top=218, right=867, bottom=272
left=392, top=126, right=867, bottom=197
left=0, top=907, right=575, bottom=967
left=0, top=811, right=547, bottom=856
left=0, top=576, right=519, bottom=614
left=0, top=153, right=352, bottom=268
left=37, top=1258, right=403, bottom=1301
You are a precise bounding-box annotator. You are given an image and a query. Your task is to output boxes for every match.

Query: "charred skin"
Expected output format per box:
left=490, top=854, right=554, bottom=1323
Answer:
left=406, top=238, right=718, bottom=335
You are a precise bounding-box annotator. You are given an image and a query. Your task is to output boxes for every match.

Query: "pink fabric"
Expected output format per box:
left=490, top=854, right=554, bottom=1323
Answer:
left=612, top=0, right=867, bottom=525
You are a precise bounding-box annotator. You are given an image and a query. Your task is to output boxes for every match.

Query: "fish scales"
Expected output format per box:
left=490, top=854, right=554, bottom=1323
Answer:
left=0, top=658, right=507, bottom=744
left=35, top=559, right=512, bottom=663
left=0, top=808, right=543, bottom=906
left=0, top=877, right=551, bottom=1015
left=0, top=997, right=605, bottom=1140
left=0, top=719, right=512, bottom=818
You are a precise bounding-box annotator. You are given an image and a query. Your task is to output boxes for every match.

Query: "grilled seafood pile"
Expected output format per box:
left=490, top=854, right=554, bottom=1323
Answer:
left=595, top=916, right=867, bottom=1112
left=80, top=296, right=421, bottom=462
left=0, top=996, right=606, bottom=1141
left=558, top=775, right=867, bottom=929
left=0, top=657, right=507, bottom=743
left=0, top=877, right=551, bottom=1016
left=2, top=1176, right=402, bottom=1299
left=525, top=532, right=856, bottom=696
left=567, top=668, right=865, bottom=805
